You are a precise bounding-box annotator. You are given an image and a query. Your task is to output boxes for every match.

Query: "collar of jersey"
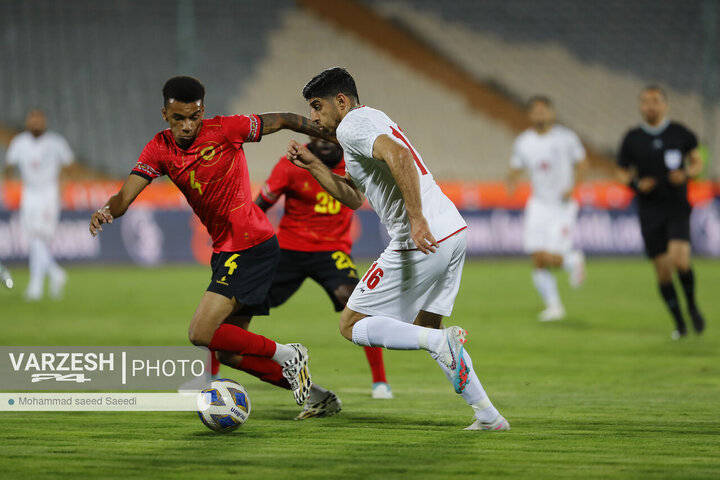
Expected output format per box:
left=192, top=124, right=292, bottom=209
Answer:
left=640, top=118, right=670, bottom=136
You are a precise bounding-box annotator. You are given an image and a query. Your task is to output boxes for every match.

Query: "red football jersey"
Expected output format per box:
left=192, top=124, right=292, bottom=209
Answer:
left=131, top=114, right=274, bottom=253
left=260, top=153, right=354, bottom=253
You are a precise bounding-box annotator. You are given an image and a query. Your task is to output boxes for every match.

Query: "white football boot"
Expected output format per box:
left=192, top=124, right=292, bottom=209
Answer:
left=0, top=264, right=13, bottom=289
left=539, top=304, right=566, bottom=322
left=464, top=414, right=511, bottom=431
left=435, top=326, right=468, bottom=393
left=371, top=382, right=394, bottom=399
left=281, top=343, right=312, bottom=405
left=295, top=390, right=342, bottom=420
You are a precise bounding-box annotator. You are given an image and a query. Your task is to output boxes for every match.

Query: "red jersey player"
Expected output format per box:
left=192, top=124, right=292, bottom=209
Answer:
left=255, top=137, right=393, bottom=407
left=89, top=76, right=336, bottom=412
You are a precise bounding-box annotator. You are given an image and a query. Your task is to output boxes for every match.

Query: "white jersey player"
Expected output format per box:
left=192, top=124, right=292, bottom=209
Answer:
left=508, top=96, right=588, bottom=321
left=287, top=67, right=509, bottom=431
left=5, top=109, right=74, bottom=300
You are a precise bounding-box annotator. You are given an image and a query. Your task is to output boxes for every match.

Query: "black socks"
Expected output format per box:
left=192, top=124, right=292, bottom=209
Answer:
left=678, top=269, right=705, bottom=333
left=659, top=283, right=686, bottom=336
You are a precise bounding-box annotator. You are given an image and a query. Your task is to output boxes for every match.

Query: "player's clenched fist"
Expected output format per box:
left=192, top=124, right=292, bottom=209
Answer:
left=89, top=206, right=113, bottom=237
left=287, top=140, right=320, bottom=169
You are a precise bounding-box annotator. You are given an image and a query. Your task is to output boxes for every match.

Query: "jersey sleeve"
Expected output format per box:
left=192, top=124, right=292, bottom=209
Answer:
left=259, top=158, right=290, bottom=205
left=567, top=130, right=586, bottom=164
left=5, top=136, right=21, bottom=166
left=509, top=138, right=525, bottom=169
left=337, top=114, right=381, bottom=159
left=54, top=134, right=74, bottom=166
left=683, top=127, right=699, bottom=153
left=131, top=139, right=165, bottom=182
left=221, top=114, right=263, bottom=148
left=617, top=133, right=634, bottom=168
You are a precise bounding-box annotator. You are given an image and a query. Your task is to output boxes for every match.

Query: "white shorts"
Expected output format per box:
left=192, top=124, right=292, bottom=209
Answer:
left=347, top=229, right=467, bottom=324
left=523, top=198, right=578, bottom=255
left=20, top=197, right=60, bottom=239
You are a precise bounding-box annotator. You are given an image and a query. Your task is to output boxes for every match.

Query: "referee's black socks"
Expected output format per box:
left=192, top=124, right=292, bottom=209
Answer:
left=659, top=283, right=687, bottom=336
left=678, top=268, right=706, bottom=333
left=677, top=269, right=696, bottom=310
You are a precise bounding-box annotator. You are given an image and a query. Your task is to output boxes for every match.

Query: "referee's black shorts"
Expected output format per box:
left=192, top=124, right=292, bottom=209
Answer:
left=638, top=206, right=691, bottom=258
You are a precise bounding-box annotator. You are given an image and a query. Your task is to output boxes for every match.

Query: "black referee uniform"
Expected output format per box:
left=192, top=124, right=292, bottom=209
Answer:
left=618, top=120, right=705, bottom=336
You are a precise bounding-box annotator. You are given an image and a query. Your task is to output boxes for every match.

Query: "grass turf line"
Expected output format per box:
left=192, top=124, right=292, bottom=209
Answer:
left=0, top=259, right=718, bottom=479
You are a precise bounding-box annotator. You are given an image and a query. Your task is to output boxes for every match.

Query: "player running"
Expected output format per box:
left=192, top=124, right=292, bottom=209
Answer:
left=616, top=86, right=706, bottom=339
left=287, top=67, right=509, bottom=431
left=5, top=109, right=74, bottom=300
left=89, top=76, right=335, bottom=408
left=256, top=136, right=393, bottom=402
left=507, top=96, right=588, bottom=322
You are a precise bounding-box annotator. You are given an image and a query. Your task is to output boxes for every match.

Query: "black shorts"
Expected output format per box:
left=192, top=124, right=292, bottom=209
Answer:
left=206, top=236, right=280, bottom=316
left=638, top=207, right=691, bottom=258
left=269, top=249, right=359, bottom=311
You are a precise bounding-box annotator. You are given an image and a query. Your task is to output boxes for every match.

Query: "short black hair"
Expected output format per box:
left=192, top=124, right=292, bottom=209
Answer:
left=302, top=67, right=359, bottom=102
left=642, top=84, right=667, bottom=100
left=163, top=76, right=205, bottom=105
left=527, top=95, right=553, bottom=110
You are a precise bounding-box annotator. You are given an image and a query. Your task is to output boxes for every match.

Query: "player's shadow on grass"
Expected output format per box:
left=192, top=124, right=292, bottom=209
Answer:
left=255, top=408, right=459, bottom=427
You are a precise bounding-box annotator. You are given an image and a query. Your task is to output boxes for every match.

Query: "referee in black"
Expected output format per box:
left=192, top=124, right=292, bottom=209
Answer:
left=616, top=85, right=706, bottom=339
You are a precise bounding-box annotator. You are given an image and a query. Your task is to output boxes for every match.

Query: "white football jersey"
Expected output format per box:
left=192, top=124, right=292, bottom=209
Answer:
left=336, top=106, right=466, bottom=250
left=510, top=125, right=585, bottom=204
left=6, top=131, right=73, bottom=200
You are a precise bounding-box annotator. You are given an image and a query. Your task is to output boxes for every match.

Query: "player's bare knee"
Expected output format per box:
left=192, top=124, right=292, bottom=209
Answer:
left=339, top=308, right=361, bottom=341
left=187, top=319, right=214, bottom=347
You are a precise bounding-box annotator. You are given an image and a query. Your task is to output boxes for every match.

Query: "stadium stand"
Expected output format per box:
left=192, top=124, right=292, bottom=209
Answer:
left=0, top=0, right=292, bottom=177
left=1, top=0, right=716, bottom=180
left=360, top=0, right=719, bottom=175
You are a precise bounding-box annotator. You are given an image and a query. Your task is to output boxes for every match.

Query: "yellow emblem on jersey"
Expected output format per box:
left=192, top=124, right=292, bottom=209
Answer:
left=200, top=145, right=216, bottom=162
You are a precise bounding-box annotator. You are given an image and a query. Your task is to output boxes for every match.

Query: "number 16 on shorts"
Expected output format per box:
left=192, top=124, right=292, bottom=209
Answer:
left=361, top=262, right=384, bottom=290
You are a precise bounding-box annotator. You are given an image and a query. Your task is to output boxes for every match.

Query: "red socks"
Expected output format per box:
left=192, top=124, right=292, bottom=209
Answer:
left=209, top=350, right=220, bottom=376
left=235, top=356, right=290, bottom=390
left=363, top=346, right=387, bottom=383
left=207, top=323, right=277, bottom=358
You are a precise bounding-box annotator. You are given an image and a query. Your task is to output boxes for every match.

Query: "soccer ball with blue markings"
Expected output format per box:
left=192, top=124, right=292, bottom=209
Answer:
left=196, top=378, right=251, bottom=433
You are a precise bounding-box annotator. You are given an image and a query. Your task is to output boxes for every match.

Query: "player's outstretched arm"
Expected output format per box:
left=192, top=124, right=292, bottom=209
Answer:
left=565, top=158, right=589, bottom=201
left=259, top=113, right=337, bottom=144
left=287, top=140, right=365, bottom=210
left=506, top=167, right=523, bottom=196
left=89, top=174, right=150, bottom=236
left=373, top=135, right=437, bottom=254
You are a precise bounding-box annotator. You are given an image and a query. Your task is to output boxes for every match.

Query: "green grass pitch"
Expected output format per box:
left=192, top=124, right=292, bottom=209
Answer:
left=1, top=259, right=719, bottom=479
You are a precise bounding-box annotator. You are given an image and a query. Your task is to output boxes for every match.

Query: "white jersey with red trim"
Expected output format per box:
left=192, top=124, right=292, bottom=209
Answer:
left=336, top=106, right=466, bottom=250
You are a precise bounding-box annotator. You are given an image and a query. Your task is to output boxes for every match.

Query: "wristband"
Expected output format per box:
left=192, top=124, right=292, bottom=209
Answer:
left=628, top=178, right=640, bottom=192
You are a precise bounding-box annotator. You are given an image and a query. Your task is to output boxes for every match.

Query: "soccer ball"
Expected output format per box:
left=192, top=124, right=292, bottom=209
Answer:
left=196, top=378, right=251, bottom=433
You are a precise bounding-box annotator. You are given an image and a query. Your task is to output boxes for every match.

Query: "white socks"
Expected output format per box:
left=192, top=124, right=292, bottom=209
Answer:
left=351, top=316, right=442, bottom=352
left=532, top=269, right=561, bottom=308
left=27, top=237, right=64, bottom=297
left=351, top=317, right=501, bottom=422
left=271, top=343, right=296, bottom=364
left=430, top=350, right=499, bottom=423
left=562, top=250, right=582, bottom=273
